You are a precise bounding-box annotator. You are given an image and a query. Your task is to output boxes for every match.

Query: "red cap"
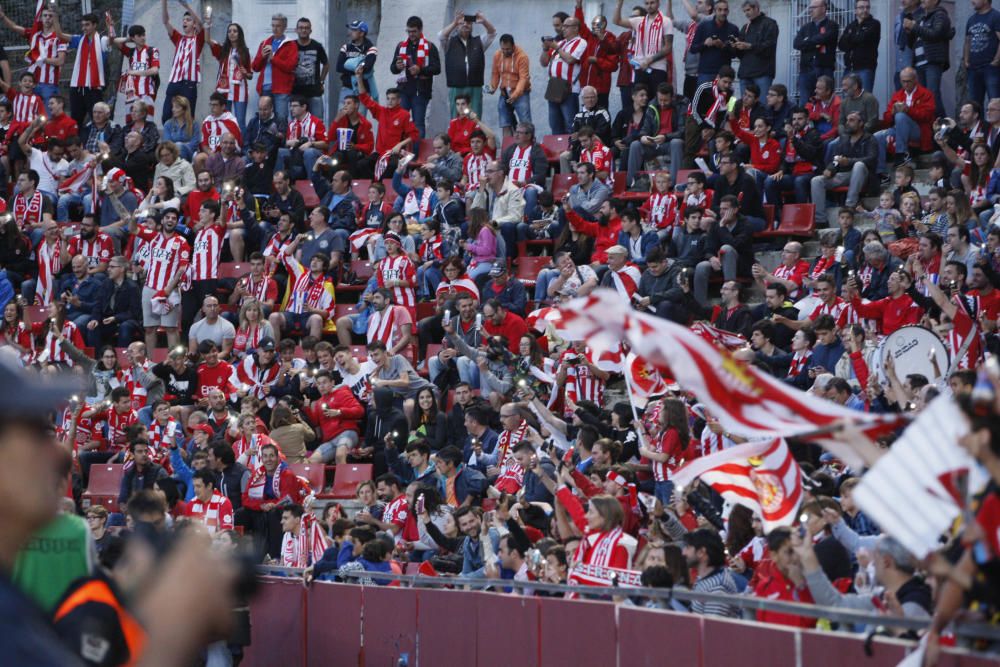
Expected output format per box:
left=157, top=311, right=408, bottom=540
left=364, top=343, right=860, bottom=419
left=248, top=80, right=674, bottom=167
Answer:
left=191, top=424, right=216, bottom=438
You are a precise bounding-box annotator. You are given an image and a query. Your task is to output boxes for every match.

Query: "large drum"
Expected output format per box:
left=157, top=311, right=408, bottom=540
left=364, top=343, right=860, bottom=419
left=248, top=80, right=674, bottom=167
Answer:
left=875, top=326, right=950, bottom=385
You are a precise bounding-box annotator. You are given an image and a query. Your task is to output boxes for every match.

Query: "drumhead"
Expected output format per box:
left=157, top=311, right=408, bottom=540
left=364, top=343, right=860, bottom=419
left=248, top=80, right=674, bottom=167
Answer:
left=875, top=325, right=950, bottom=385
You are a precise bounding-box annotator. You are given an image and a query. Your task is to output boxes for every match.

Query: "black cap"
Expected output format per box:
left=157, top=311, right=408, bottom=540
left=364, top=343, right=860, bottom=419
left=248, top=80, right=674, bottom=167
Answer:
left=258, top=337, right=277, bottom=352
left=0, top=352, right=82, bottom=418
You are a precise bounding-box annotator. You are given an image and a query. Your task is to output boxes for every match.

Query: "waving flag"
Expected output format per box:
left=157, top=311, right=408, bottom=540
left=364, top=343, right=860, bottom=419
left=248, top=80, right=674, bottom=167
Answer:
left=672, top=438, right=803, bottom=532
left=558, top=290, right=893, bottom=468
left=625, top=351, right=669, bottom=408
left=690, top=320, right=747, bottom=350
left=852, top=397, right=988, bottom=558
left=527, top=306, right=565, bottom=334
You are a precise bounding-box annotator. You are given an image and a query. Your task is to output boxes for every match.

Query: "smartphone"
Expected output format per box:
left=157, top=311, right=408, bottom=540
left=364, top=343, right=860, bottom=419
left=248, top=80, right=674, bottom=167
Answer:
left=464, top=14, right=476, bottom=23
left=415, top=493, right=425, bottom=515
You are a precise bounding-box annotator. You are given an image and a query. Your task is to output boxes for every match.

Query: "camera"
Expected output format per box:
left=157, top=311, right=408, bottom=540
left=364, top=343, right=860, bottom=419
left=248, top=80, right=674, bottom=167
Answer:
left=485, top=337, right=510, bottom=363
left=541, top=35, right=556, bottom=42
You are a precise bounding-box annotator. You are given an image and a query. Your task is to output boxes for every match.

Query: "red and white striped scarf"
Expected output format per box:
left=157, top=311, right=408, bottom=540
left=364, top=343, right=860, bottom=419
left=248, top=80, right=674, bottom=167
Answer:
left=349, top=228, right=381, bottom=252
left=374, top=150, right=394, bottom=180
left=787, top=350, right=810, bottom=378
left=71, top=33, right=106, bottom=88
left=14, top=191, right=44, bottom=231
left=187, top=491, right=233, bottom=533
left=684, top=20, right=698, bottom=58
left=403, top=187, right=433, bottom=218
left=366, top=305, right=399, bottom=345
left=282, top=513, right=328, bottom=568
left=148, top=417, right=178, bottom=452
left=398, top=36, right=430, bottom=68
left=435, top=275, right=480, bottom=301
left=36, top=240, right=61, bottom=305
left=492, top=420, right=529, bottom=494
left=121, top=360, right=152, bottom=410
left=495, top=420, right=528, bottom=465
left=58, top=162, right=96, bottom=195
left=706, top=80, right=729, bottom=123
left=635, top=12, right=665, bottom=60
left=809, top=255, right=835, bottom=281
left=235, top=434, right=280, bottom=469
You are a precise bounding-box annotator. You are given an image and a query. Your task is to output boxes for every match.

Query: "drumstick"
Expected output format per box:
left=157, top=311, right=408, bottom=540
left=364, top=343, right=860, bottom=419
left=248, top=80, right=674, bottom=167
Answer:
left=928, top=347, right=942, bottom=380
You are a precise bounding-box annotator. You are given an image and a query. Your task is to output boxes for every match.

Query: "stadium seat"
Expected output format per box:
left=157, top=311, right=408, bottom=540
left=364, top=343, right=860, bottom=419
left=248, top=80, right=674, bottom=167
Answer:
left=333, top=303, right=358, bottom=322
left=516, top=239, right=555, bottom=258
left=82, top=464, right=124, bottom=513
left=415, top=302, right=437, bottom=321
left=25, top=304, right=48, bottom=324
left=330, top=463, right=373, bottom=498
left=294, top=180, right=320, bottom=208
left=673, top=169, right=696, bottom=191
left=381, top=177, right=410, bottom=203
left=551, top=173, right=578, bottom=201
left=515, top=256, right=551, bottom=287
left=756, top=204, right=816, bottom=239
left=218, top=262, right=249, bottom=280
left=501, top=135, right=516, bottom=154
left=540, top=134, right=571, bottom=163
left=351, top=259, right=376, bottom=281
left=413, top=137, right=436, bottom=163
left=351, top=346, right=368, bottom=361
left=351, top=179, right=373, bottom=201
left=763, top=204, right=775, bottom=230
left=289, top=463, right=325, bottom=494
left=149, top=347, right=170, bottom=363
left=613, top=172, right=651, bottom=201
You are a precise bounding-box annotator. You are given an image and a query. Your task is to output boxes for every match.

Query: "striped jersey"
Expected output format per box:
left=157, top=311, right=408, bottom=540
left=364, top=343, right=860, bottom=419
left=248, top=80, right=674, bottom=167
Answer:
left=283, top=256, right=335, bottom=317
left=376, top=254, right=416, bottom=315
left=184, top=491, right=235, bottom=533
left=7, top=89, right=44, bottom=126
left=189, top=224, right=225, bottom=281
left=119, top=43, right=160, bottom=99
left=134, top=228, right=192, bottom=291
left=210, top=43, right=250, bottom=103
left=68, top=233, right=114, bottom=271
left=507, top=145, right=534, bottom=185
left=167, top=29, right=205, bottom=83
left=25, top=28, right=67, bottom=85
left=547, top=36, right=587, bottom=92
left=287, top=113, right=326, bottom=143
left=200, top=111, right=242, bottom=152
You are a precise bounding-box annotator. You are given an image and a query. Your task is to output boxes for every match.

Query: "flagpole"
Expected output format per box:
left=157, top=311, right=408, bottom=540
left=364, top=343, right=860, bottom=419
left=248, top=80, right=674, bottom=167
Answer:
left=619, top=349, right=648, bottom=449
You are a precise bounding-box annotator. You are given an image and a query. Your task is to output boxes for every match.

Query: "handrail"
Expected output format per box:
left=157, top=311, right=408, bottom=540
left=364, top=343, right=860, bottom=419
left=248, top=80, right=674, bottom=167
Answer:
left=255, top=565, right=1000, bottom=643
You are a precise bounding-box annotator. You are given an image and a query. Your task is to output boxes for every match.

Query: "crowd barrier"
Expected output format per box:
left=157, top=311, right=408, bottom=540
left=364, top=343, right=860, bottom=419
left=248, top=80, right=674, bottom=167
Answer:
left=242, top=576, right=997, bottom=667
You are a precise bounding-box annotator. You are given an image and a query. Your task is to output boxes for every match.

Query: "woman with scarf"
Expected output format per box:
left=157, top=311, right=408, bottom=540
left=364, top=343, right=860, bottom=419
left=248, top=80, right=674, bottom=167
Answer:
left=555, top=482, right=637, bottom=588
left=207, top=22, right=253, bottom=135
left=233, top=413, right=281, bottom=469
left=365, top=387, right=410, bottom=477
left=434, top=256, right=480, bottom=303
left=0, top=299, right=33, bottom=364
left=30, top=300, right=86, bottom=370
left=233, top=298, right=275, bottom=360
left=393, top=164, right=438, bottom=232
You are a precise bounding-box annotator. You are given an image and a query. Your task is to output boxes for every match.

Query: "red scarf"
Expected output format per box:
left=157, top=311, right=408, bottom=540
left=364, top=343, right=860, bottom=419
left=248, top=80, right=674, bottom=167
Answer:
left=787, top=350, right=810, bottom=377
left=809, top=255, right=835, bottom=280
left=282, top=513, right=327, bottom=567
left=494, top=420, right=529, bottom=494
left=14, top=191, right=44, bottom=231
left=398, top=36, right=430, bottom=68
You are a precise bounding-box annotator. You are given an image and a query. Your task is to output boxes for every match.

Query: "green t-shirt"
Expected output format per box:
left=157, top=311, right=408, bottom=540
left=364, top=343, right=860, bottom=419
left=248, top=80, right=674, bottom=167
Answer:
left=12, top=513, right=94, bottom=612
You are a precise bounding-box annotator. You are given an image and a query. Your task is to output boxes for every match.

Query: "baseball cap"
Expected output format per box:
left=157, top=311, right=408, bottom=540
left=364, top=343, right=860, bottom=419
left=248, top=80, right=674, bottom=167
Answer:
left=489, top=264, right=507, bottom=277
left=192, top=424, right=216, bottom=438
left=258, top=337, right=276, bottom=352
left=384, top=231, right=402, bottom=246
left=347, top=20, right=369, bottom=33
left=0, top=353, right=82, bottom=418
left=606, top=245, right=628, bottom=255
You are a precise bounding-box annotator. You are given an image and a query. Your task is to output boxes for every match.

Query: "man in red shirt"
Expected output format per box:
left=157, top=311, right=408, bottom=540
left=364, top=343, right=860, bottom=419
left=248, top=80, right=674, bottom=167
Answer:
left=328, top=94, right=375, bottom=178
left=195, top=341, right=234, bottom=404
left=874, top=66, right=935, bottom=170
left=355, top=64, right=419, bottom=178
left=752, top=242, right=810, bottom=300
left=306, top=370, right=365, bottom=465
left=482, top=298, right=528, bottom=353
left=42, top=94, right=78, bottom=143
left=847, top=268, right=923, bottom=335
left=184, top=469, right=235, bottom=533
left=575, top=2, right=619, bottom=109
left=182, top=170, right=221, bottom=222
left=753, top=527, right=816, bottom=628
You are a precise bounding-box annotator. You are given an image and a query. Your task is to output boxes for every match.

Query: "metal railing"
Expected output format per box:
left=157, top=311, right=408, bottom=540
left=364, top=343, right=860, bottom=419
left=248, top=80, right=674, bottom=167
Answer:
left=256, top=565, right=1000, bottom=644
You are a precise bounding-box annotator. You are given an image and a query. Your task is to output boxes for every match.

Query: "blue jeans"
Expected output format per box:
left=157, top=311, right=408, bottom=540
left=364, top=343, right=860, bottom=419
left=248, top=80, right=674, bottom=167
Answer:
left=468, top=261, right=494, bottom=284
left=162, top=80, right=199, bottom=124
left=418, top=264, right=442, bottom=299
left=498, top=92, right=532, bottom=130
left=764, top=173, right=812, bottom=209
left=917, top=63, right=946, bottom=117
left=846, top=69, right=875, bottom=93
left=534, top=268, right=559, bottom=301
left=400, top=92, right=430, bottom=138
left=522, top=187, right=540, bottom=223
left=547, top=93, right=579, bottom=136
left=740, top=76, right=773, bottom=96
left=654, top=480, right=675, bottom=506
left=57, top=192, right=88, bottom=222
left=797, top=67, right=833, bottom=105
left=262, top=89, right=290, bottom=122
left=874, top=112, right=920, bottom=173
left=34, top=82, right=59, bottom=106
left=227, top=100, right=248, bottom=138
left=276, top=146, right=323, bottom=180
left=966, top=65, right=1000, bottom=109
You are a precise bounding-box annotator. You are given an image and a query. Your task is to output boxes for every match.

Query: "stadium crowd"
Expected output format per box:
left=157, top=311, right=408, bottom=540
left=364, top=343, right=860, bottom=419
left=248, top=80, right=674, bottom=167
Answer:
left=1, top=0, right=1000, bottom=665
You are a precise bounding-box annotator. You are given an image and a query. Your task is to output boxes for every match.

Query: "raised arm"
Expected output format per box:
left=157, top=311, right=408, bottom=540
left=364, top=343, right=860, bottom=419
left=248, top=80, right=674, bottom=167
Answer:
left=612, top=0, right=631, bottom=30
left=0, top=7, right=26, bottom=35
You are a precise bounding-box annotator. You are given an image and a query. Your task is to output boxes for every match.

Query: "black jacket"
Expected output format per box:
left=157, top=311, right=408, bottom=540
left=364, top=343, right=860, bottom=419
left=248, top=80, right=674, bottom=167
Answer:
left=218, top=461, right=248, bottom=511
left=244, top=113, right=287, bottom=162
left=704, top=216, right=755, bottom=277
left=570, top=106, right=613, bottom=148
left=390, top=39, right=442, bottom=97
left=781, top=126, right=825, bottom=173
left=793, top=18, right=839, bottom=71
left=118, top=463, right=168, bottom=504
left=911, top=6, right=954, bottom=70
left=152, top=361, right=199, bottom=406
left=839, top=16, right=881, bottom=72
left=712, top=303, right=753, bottom=339
left=336, top=37, right=377, bottom=88
left=748, top=302, right=799, bottom=350
left=107, top=150, right=156, bottom=193
left=92, top=277, right=142, bottom=324
left=443, top=34, right=487, bottom=88
left=737, top=12, right=779, bottom=79
left=827, top=131, right=879, bottom=193
left=612, top=106, right=656, bottom=150
left=711, top=169, right=765, bottom=221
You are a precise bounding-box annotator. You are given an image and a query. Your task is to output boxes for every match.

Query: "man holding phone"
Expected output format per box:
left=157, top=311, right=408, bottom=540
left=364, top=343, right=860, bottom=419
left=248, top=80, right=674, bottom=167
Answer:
left=390, top=16, right=442, bottom=138
left=439, top=10, right=497, bottom=118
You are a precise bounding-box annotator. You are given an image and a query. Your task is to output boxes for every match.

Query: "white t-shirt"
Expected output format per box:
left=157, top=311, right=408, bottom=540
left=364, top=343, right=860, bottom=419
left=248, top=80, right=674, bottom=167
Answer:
left=553, top=264, right=598, bottom=300
left=29, top=149, right=69, bottom=195
left=190, top=317, right=237, bottom=348
left=337, top=359, right=376, bottom=403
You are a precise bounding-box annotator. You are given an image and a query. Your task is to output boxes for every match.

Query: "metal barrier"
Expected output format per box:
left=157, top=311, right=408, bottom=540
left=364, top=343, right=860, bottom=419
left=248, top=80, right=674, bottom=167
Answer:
left=243, top=569, right=1000, bottom=667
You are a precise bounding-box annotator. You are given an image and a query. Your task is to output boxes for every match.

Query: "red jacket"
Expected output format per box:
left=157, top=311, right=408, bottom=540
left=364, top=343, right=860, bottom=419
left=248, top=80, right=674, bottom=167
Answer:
left=753, top=566, right=816, bottom=628
left=360, top=93, right=419, bottom=155
left=330, top=113, right=375, bottom=155
left=251, top=37, right=298, bottom=95
left=566, top=209, right=622, bottom=264
left=851, top=293, right=923, bottom=335
left=484, top=311, right=529, bottom=353
left=615, top=31, right=634, bottom=88
left=576, top=6, right=619, bottom=94
left=307, top=386, right=365, bottom=442
left=242, top=464, right=304, bottom=511
left=882, top=85, right=936, bottom=152
left=43, top=113, right=79, bottom=143
left=731, top=125, right=782, bottom=175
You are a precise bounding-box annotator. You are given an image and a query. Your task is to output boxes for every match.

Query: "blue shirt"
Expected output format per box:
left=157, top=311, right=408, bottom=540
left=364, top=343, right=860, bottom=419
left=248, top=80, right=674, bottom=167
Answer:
left=264, top=37, right=284, bottom=88
left=966, top=9, right=1000, bottom=68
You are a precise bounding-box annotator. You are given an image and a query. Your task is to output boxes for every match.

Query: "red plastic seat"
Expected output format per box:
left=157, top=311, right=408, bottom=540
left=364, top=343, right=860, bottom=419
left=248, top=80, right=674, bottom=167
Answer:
left=330, top=463, right=373, bottom=498
left=351, top=259, right=376, bottom=281
left=149, top=347, right=170, bottom=363
left=218, top=262, right=249, bottom=280
left=333, top=303, right=358, bottom=322
left=25, top=304, right=48, bottom=324
left=294, top=180, right=320, bottom=208
left=412, top=137, right=437, bottom=163
left=500, top=135, right=516, bottom=154
left=288, top=463, right=325, bottom=494
left=756, top=203, right=816, bottom=239
left=613, top=172, right=652, bottom=201
left=540, top=134, right=571, bottom=162
left=351, top=179, right=373, bottom=201
left=515, top=256, right=551, bottom=286
left=415, top=301, right=437, bottom=321
left=515, top=238, right=555, bottom=258
left=82, top=464, right=124, bottom=513
left=763, top=204, right=775, bottom=230
left=551, top=173, right=578, bottom=201
left=673, top=169, right=697, bottom=190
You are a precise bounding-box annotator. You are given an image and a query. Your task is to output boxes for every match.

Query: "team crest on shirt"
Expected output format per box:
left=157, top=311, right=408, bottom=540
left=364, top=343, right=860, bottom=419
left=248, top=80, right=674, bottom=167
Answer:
left=394, top=119, right=400, bottom=126
left=762, top=151, right=769, bottom=158
left=748, top=464, right=785, bottom=513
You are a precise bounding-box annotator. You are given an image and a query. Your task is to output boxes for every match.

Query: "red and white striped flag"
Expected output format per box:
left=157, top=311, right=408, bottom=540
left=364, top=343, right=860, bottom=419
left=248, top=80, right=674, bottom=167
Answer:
left=671, top=438, right=804, bottom=532
left=527, top=306, right=566, bottom=335
left=852, top=396, right=989, bottom=558
left=611, top=263, right=642, bottom=300
left=690, top=320, right=747, bottom=350
left=558, top=290, right=894, bottom=467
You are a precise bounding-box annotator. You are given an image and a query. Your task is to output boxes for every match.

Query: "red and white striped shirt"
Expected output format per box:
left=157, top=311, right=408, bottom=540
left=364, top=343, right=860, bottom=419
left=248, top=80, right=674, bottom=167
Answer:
left=68, top=233, right=114, bottom=270
left=119, top=43, right=160, bottom=99
left=651, top=428, right=684, bottom=482
left=507, top=145, right=534, bottom=185
left=234, top=355, right=282, bottom=404
left=383, top=495, right=409, bottom=530
left=189, top=224, right=225, bottom=281
left=7, top=89, right=44, bottom=127
left=69, top=33, right=110, bottom=88
left=93, top=406, right=138, bottom=450
left=34, top=320, right=85, bottom=367
left=262, top=232, right=295, bottom=265
left=237, top=274, right=279, bottom=307
left=547, top=36, right=588, bottom=93
left=287, top=113, right=326, bottom=143
left=13, top=190, right=45, bottom=232
left=120, top=360, right=153, bottom=410
left=771, top=260, right=809, bottom=300
left=184, top=491, right=235, bottom=533
left=284, top=256, right=335, bottom=316
left=645, top=191, right=679, bottom=229
left=560, top=349, right=605, bottom=415
left=200, top=111, right=243, bottom=152
left=366, top=304, right=413, bottom=348
left=463, top=152, right=490, bottom=190
left=808, top=297, right=858, bottom=328
left=580, top=140, right=612, bottom=177
left=148, top=417, right=179, bottom=452
left=25, top=28, right=67, bottom=85
left=211, top=43, right=250, bottom=103
left=948, top=296, right=982, bottom=370
left=629, top=12, right=672, bottom=69
left=168, top=29, right=205, bottom=83
left=35, top=239, right=61, bottom=306
left=135, top=229, right=192, bottom=291
left=376, top=254, right=416, bottom=317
